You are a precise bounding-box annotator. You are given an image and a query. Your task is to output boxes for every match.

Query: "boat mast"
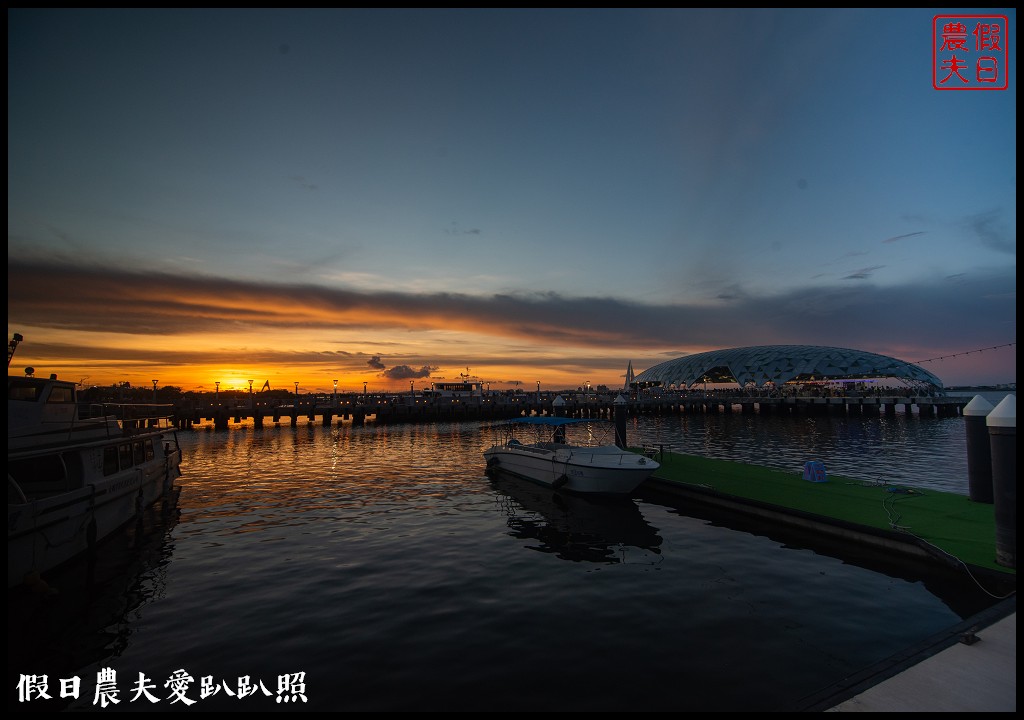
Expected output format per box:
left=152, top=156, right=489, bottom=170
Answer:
left=8, top=332, right=23, bottom=368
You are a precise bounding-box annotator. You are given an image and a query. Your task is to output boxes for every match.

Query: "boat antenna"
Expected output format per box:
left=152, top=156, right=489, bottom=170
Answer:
left=8, top=333, right=23, bottom=368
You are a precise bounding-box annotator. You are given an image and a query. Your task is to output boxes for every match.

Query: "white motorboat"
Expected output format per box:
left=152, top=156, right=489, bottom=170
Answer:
left=7, top=336, right=183, bottom=588
left=483, top=416, right=659, bottom=495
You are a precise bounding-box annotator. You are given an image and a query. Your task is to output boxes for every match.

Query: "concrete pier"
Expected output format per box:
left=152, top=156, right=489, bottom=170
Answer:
left=171, top=391, right=970, bottom=430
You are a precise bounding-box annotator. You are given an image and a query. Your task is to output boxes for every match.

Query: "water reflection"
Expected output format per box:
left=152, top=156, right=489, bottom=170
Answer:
left=8, top=414, right=1011, bottom=713
left=639, top=488, right=1010, bottom=621
left=7, top=497, right=180, bottom=712
left=490, top=474, right=663, bottom=564
left=634, top=412, right=975, bottom=493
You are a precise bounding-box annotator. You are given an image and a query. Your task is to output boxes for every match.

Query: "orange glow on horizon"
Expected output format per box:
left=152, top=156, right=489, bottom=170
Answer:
left=9, top=322, right=1014, bottom=393
left=8, top=358, right=634, bottom=395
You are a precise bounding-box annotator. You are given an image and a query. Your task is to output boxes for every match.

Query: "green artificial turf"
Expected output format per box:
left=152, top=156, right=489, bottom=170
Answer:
left=644, top=451, right=1013, bottom=575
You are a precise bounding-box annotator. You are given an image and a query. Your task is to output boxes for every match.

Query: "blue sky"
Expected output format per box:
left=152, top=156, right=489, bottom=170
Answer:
left=7, top=9, right=1016, bottom=390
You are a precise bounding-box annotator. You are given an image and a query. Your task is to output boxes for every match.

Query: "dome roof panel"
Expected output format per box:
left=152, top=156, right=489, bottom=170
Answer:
left=634, top=345, right=943, bottom=389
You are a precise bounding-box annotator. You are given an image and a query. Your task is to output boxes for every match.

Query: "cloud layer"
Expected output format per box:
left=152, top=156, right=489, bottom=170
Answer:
left=9, top=257, right=1015, bottom=387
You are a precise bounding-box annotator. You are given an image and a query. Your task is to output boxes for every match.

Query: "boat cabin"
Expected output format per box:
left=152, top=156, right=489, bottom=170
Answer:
left=423, top=381, right=484, bottom=399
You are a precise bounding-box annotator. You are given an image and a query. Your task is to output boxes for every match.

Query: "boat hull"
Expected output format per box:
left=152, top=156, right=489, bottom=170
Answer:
left=7, top=443, right=182, bottom=589
left=8, top=358, right=186, bottom=588
left=484, top=444, right=658, bottom=495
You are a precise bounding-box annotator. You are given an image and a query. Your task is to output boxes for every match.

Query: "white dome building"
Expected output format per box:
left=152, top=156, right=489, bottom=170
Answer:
left=633, top=345, right=943, bottom=391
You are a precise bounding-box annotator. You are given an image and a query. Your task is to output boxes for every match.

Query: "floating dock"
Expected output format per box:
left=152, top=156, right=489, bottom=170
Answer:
left=642, top=450, right=1014, bottom=578
left=639, top=450, right=1016, bottom=712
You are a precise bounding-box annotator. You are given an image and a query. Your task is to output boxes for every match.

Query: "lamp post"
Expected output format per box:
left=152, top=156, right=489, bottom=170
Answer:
left=363, top=381, right=367, bottom=402
left=152, top=379, right=158, bottom=402
left=333, top=379, right=338, bottom=406
left=294, top=382, right=299, bottom=403
left=248, top=379, right=254, bottom=409
left=215, top=381, right=220, bottom=404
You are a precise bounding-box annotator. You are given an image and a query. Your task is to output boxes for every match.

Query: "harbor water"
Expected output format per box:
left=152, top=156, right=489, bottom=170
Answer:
left=8, top=398, right=1014, bottom=712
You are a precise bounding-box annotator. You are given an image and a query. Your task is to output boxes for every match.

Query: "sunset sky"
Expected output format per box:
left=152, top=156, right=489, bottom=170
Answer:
left=8, top=9, right=1017, bottom=392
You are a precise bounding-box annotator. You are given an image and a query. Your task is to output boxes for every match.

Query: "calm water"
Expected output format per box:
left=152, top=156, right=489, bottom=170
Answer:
left=8, top=401, right=1013, bottom=712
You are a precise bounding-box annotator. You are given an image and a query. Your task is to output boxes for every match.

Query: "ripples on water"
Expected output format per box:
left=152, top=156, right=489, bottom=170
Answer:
left=8, top=409, right=1010, bottom=712
left=636, top=412, right=971, bottom=493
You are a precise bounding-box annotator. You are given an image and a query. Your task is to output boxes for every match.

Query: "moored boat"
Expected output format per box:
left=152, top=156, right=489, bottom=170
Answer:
left=483, top=416, right=659, bottom=495
left=7, top=336, right=183, bottom=589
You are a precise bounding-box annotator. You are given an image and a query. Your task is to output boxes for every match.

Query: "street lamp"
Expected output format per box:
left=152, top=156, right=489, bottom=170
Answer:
left=215, top=381, right=220, bottom=404
left=333, top=379, right=338, bottom=406
left=152, top=379, right=158, bottom=402
left=294, top=382, right=299, bottom=400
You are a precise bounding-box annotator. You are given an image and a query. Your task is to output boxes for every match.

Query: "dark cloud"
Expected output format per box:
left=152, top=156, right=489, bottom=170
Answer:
left=882, top=231, right=925, bottom=244
left=444, top=223, right=482, bottom=236
left=7, top=257, right=1016, bottom=373
left=967, top=210, right=1015, bottom=254
left=289, top=175, right=317, bottom=191
left=842, top=265, right=885, bottom=280
left=382, top=365, right=437, bottom=380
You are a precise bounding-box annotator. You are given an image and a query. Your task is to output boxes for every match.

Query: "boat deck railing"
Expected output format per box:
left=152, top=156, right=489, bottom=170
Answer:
left=502, top=442, right=554, bottom=456
left=81, top=403, right=179, bottom=435
left=564, top=449, right=653, bottom=466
